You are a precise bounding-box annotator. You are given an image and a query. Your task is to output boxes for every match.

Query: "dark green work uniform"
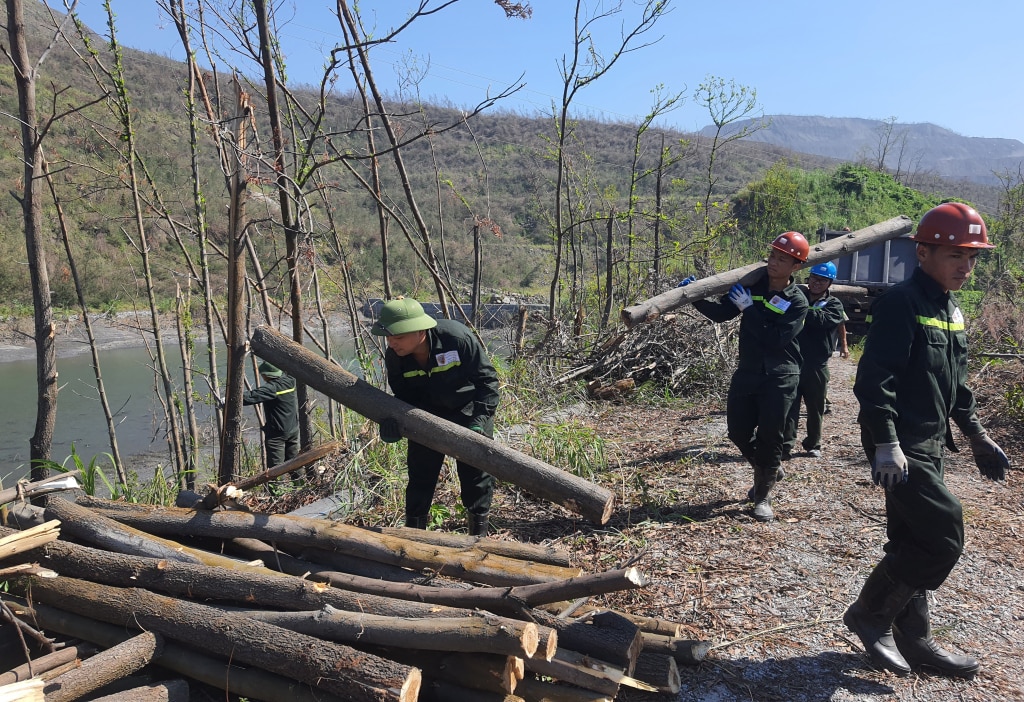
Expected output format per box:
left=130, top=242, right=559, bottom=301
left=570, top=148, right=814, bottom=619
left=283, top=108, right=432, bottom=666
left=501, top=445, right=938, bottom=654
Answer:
left=694, top=274, right=808, bottom=475
left=784, top=289, right=845, bottom=454
left=243, top=372, right=299, bottom=467
left=854, top=267, right=984, bottom=589
left=385, top=319, right=500, bottom=525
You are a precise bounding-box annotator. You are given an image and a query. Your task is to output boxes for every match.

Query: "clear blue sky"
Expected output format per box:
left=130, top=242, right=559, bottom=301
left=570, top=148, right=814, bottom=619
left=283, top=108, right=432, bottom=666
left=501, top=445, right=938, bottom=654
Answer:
left=56, top=0, right=1024, bottom=143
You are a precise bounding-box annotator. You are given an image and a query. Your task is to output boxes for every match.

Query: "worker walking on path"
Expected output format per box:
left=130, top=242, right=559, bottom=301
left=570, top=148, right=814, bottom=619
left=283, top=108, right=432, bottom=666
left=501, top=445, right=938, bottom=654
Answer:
left=845, top=202, right=1010, bottom=678
left=689, top=232, right=810, bottom=521
left=242, top=360, right=300, bottom=469
left=372, top=297, right=500, bottom=536
left=784, top=261, right=846, bottom=459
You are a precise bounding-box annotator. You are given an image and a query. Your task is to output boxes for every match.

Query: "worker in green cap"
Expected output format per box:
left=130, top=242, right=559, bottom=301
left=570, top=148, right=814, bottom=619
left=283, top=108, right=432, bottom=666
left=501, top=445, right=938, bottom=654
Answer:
left=243, top=360, right=299, bottom=470
left=371, top=297, right=500, bottom=536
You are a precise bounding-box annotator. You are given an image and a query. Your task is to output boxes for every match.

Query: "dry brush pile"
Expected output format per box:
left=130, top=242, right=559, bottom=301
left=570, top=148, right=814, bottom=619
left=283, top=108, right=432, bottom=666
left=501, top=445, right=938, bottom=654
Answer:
left=0, top=488, right=709, bottom=702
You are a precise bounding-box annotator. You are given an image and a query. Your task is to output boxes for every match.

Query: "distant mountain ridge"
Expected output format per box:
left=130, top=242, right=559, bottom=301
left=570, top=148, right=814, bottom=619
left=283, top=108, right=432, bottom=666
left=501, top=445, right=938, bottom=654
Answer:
left=703, top=116, right=1024, bottom=186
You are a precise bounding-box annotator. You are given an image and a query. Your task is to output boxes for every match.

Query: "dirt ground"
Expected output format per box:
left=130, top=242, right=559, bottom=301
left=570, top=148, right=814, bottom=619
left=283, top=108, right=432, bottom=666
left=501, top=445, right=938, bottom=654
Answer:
left=488, top=355, right=1023, bottom=702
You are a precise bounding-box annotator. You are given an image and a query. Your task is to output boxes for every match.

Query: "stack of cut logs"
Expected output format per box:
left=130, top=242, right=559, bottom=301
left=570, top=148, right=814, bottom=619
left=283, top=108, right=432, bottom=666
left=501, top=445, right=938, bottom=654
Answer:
left=0, top=493, right=708, bottom=702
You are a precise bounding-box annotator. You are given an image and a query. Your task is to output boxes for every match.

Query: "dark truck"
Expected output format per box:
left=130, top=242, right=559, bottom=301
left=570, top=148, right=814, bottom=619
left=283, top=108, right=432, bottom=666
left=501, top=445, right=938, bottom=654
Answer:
left=818, top=226, right=918, bottom=336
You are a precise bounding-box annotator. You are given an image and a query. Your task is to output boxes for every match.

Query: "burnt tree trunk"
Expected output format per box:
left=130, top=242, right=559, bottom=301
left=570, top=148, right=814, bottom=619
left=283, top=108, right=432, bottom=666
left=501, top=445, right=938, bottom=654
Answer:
left=249, top=325, right=615, bottom=524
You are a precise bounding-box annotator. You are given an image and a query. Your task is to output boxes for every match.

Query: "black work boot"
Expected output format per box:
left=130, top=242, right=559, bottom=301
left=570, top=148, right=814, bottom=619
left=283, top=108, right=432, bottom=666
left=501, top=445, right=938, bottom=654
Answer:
left=843, top=560, right=916, bottom=675
left=893, top=591, right=979, bottom=679
left=405, top=515, right=428, bottom=530
left=468, top=513, right=490, bottom=537
left=750, top=465, right=778, bottom=522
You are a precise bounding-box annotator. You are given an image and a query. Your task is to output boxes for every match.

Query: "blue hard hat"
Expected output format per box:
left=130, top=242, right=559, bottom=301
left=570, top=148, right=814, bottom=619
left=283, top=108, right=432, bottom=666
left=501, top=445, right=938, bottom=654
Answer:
left=809, top=261, right=837, bottom=280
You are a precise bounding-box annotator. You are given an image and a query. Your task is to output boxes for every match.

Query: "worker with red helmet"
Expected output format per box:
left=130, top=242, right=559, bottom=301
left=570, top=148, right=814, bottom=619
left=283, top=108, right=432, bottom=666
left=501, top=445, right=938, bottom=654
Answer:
left=783, top=260, right=846, bottom=460
left=846, top=202, right=1010, bottom=678
left=690, top=231, right=809, bottom=521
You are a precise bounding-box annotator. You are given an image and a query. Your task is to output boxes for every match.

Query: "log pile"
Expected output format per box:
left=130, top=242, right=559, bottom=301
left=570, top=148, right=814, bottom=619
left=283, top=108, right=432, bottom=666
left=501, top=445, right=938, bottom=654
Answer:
left=0, top=494, right=708, bottom=701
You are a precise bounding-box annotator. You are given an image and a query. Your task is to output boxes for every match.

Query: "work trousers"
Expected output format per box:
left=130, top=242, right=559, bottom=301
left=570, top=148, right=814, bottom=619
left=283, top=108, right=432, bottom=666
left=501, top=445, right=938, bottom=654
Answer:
left=726, top=369, right=799, bottom=472
left=405, top=416, right=495, bottom=524
left=862, top=430, right=964, bottom=590
left=264, top=428, right=299, bottom=468
left=784, top=363, right=830, bottom=454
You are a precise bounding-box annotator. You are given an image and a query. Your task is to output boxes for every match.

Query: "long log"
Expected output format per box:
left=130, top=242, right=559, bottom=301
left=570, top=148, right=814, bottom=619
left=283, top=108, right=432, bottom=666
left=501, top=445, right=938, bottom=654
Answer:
left=42, top=631, right=162, bottom=702
left=7, top=599, right=348, bottom=702
left=0, top=679, right=43, bottom=702
left=249, top=325, right=616, bottom=524
left=0, top=472, right=80, bottom=506
left=89, top=680, right=189, bottom=702
left=620, top=215, right=914, bottom=327
left=369, top=649, right=521, bottom=695
left=0, top=644, right=96, bottom=687
left=241, top=605, right=541, bottom=659
left=8, top=530, right=469, bottom=620
left=43, top=498, right=267, bottom=573
left=419, top=679, right=525, bottom=702
left=73, top=497, right=581, bottom=587
left=375, top=525, right=573, bottom=568
left=512, top=676, right=613, bottom=702
left=16, top=575, right=421, bottom=702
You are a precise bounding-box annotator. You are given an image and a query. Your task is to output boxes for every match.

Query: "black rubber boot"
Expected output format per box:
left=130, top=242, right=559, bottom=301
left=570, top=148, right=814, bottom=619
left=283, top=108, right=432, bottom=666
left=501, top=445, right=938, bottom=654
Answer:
left=843, top=560, right=916, bottom=675
left=405, top=515, right=428, bottom=530
left=893, top=591, right=980, bottom=679
left=468, top=513, right=490, bottom=537
left=750, top=465, right=778, bottom=522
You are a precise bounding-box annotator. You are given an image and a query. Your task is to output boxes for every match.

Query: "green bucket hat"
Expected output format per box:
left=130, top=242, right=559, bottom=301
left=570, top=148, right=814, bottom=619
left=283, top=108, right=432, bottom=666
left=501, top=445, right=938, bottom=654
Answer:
left=258, top=360, right=283, bottom=378
left=370, top=297, right=437, bottom=336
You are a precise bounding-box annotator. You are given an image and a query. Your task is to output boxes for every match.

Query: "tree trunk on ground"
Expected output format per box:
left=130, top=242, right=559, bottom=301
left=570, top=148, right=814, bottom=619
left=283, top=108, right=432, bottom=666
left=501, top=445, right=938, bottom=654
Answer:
left=74, top=497, right=582, bottom=587
left=17, top=576, right=420, bottom=702
left=512, top=676, right=613, bottom=702
left=373, top=649, right=520, bottom=695
left=88, top=680, right=189, bottom=702
left=419, top=679, right=524, bottom=702
left=10, top=600, right=348, bottom=702
left=640, top=634, right=710, bottom=665
left=375, top=525, right=572, bottom=567
left=0, top=644, right=95, bottom=687
left=42, top=498, right=267, bottom=572
left=42, top=631, right=162, bottom=702
left=532, top=610, right=642, bottom=675
left=620, top=215, right=914, bottom=326
left=242, top=606, right=540, bottom=659
left=631, top=651, right=681, bottom=694
left=249, top=325, right=616, bottom=524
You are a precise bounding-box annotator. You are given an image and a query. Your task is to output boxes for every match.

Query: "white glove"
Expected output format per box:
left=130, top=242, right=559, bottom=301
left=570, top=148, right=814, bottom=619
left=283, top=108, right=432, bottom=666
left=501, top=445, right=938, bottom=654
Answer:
left=872, top=441, right=908, bottom=489
left=728, top=284, right=753, bottom=312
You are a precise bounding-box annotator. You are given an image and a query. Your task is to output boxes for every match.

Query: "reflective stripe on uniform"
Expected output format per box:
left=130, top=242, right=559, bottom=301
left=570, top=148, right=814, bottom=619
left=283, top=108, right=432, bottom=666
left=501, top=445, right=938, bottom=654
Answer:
left=751, top=295, right=786, bottom=315
left=916, top=315, right=964, bottom=331
left=402, top=363, right=461, bottom=380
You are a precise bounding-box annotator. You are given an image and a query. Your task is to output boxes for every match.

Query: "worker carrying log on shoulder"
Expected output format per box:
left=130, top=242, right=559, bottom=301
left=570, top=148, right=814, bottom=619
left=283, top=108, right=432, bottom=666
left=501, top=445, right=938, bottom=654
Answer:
left=371, top=297, right=500, bottom=536
left=783, top=261, right=846, bottom=461
left=682, top=232, right=810, bottom=522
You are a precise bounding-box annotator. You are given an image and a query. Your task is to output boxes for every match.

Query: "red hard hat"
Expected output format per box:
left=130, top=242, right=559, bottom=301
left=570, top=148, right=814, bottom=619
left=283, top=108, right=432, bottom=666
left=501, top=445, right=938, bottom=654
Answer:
left=771, top=231, right=809, bottom=262
left=911, top=202, right=993, bottom=249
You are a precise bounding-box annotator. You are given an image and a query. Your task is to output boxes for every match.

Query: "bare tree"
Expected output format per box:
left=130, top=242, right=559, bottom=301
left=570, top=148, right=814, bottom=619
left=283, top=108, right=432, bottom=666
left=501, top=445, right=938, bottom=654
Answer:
left=2, top=0, right=78, bottom=482
left=692, top=74, right=766, bottom=274
left=547, top=0, right=671, bottom=320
